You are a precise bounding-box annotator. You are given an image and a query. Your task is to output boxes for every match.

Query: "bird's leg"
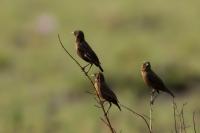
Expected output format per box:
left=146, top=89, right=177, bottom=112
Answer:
left=81, top=63, right=90, bottom=71
left=151, top=94, right=159, bottom=105
left=151, top=89, right=159, bottom=105
left=150, top=89, right=156, bottom=105
left=86, top=64, right=93, bottom=73
left=106, top=102, right=112, bottom=115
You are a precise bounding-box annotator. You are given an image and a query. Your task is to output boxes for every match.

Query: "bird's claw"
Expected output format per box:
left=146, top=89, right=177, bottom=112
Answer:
left=81, top=67, right=89, bottom=74
left=150, top=100, right=154, bottom=105
left=105, top=109, right=110, bottom=116
left=105, top=112, right=109, bottom=116
left=81, top=67, right=85, bottom=71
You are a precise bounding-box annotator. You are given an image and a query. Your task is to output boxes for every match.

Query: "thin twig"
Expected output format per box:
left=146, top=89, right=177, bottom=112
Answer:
left=58, top=34, right=116, bottom=133
left=180, top=103, right=187, bottom=133
left=173, top=98, right=178, bottom=133
left=85, top=90, right=96, bottom=96
left=179, top=115, right=182, bottom=133
left=193, top=111, right=197, bottom=133
left=93, top=97, right=100, bottom=104
left=94, top=104, right=101, bottom=109
left=100, top=117, right=109, bottom=127
left=120, top=104, right=151, bottom=133
left=150, top=95, right=153, bottom=133
left=100, top=117, right=116, bottom=133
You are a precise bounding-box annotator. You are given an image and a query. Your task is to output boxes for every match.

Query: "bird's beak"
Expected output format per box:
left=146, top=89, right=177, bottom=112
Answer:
left=71, top=31, right=74, bottom=34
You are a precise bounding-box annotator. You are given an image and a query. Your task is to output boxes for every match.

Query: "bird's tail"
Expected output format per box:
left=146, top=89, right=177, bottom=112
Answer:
left=98, top=65, right=104, bottom=72
left=166, top=89, right=175, bottom=98
left=115, top=103, right=121, bottom=111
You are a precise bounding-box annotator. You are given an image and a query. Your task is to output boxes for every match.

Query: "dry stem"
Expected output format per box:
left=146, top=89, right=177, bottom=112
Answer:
left=192, top=111, right=197, bottom=133
left=173, top=98, right=178, bottom=133
left=58, top=34, right=115, bottom=133
left=150, top=95, right=153, bottom=133
left=180, top=103, right=187, bottom=133
left=120, top=104, right=151, bottom=133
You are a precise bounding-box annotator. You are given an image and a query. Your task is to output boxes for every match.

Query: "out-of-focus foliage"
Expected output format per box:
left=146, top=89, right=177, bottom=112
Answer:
left=0, top=0, right=199, bottom=132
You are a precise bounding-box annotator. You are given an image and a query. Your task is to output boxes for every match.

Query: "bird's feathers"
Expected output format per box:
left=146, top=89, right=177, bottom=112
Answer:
left=94, top=73, right=121, bottom=111
left=141, top=62, right=175, bottom=98
left=74, top=30, right=103, bottom=72
left=147, top=70, right=167, bottom=91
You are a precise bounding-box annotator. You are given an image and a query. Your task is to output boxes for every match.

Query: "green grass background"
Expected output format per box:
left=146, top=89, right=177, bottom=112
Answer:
left=0, top=0, right=199, bottom=132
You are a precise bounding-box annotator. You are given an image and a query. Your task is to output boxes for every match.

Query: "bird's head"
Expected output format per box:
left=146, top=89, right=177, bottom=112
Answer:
left=141, top=61, right=151, bottom=71
left=91, top=72, right=105, bottom=82
left=72, top=30, right=85, bottom=40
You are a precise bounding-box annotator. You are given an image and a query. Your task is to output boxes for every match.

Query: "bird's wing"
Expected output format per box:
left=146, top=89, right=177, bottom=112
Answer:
left=82, top=41, right=100, bottom=64
left=148, top=71, right=167, bottom=90
left=100, top=82, right=118, bottom=102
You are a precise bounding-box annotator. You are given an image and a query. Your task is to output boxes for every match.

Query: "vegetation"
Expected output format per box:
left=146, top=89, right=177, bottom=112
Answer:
left=0, top=0, right=199, bottom=132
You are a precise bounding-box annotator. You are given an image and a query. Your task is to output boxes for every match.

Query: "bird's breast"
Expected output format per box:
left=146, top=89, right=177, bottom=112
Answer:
left=94, top=82, right=101, bottom=96
left=75, top=43, right=79, bottom=50
left=141, top=71, right=152, bottom=87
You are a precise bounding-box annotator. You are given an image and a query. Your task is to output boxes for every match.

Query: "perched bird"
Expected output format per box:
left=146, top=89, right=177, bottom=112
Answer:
left=72, top=30, right=104, bottom=73
left=141, top=61, right=175, bottom=99
left=93, top=72, right=121, bottom=112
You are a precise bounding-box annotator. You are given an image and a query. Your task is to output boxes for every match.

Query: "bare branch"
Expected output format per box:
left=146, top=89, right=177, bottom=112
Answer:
left=58, top=34, right=116, bottom=133
left=100, top=117, right=116, bottom=133
left=100, top=117, right=109, bottom=126
left=193, top=111, right=197, bottom=133
left=179, top=114, right=182, bottom=133
left=180, top=103, right=187, bottom=133
left=173, top=98, right=178, bottom=133
left=85, top=90, right=96, bottom=96
left=58, top=34, right=83, bottom=69
left=150, top=94, right=153, bottom=132
left=120, top=104, right=151, bottom=133
left=94, top=104, right=101, bottom=109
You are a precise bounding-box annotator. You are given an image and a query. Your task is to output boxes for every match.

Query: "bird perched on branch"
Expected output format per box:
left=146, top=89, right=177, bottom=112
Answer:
left=92, top=72, right=121, bottom=113
left=141, top=61, right=175, bottom=103
left=72, top=30, right=103, bottom=73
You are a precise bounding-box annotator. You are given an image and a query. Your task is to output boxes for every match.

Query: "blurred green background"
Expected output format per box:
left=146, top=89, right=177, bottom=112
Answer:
left=0, top=0, right=199, bottom=132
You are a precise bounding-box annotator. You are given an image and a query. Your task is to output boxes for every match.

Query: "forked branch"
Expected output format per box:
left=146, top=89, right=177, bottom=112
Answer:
left=58, top=34, right=116, bottom=133
left=120, top=104, right=151, bottom=133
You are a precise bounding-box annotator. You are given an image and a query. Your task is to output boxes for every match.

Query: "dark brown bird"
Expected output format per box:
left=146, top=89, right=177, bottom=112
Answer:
left=93, top=72, right=121, bottom=112
left=141, top=61, right=175, bottom=98
left=73, top=30, right=103, bottom=73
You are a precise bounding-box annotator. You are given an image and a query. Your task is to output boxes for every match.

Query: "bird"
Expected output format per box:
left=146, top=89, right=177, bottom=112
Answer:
left=93, top=72, right=121, bottom=113
left=72, top=30, right=104, bottom=73
left=141, top=61, right=175, bottom=101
